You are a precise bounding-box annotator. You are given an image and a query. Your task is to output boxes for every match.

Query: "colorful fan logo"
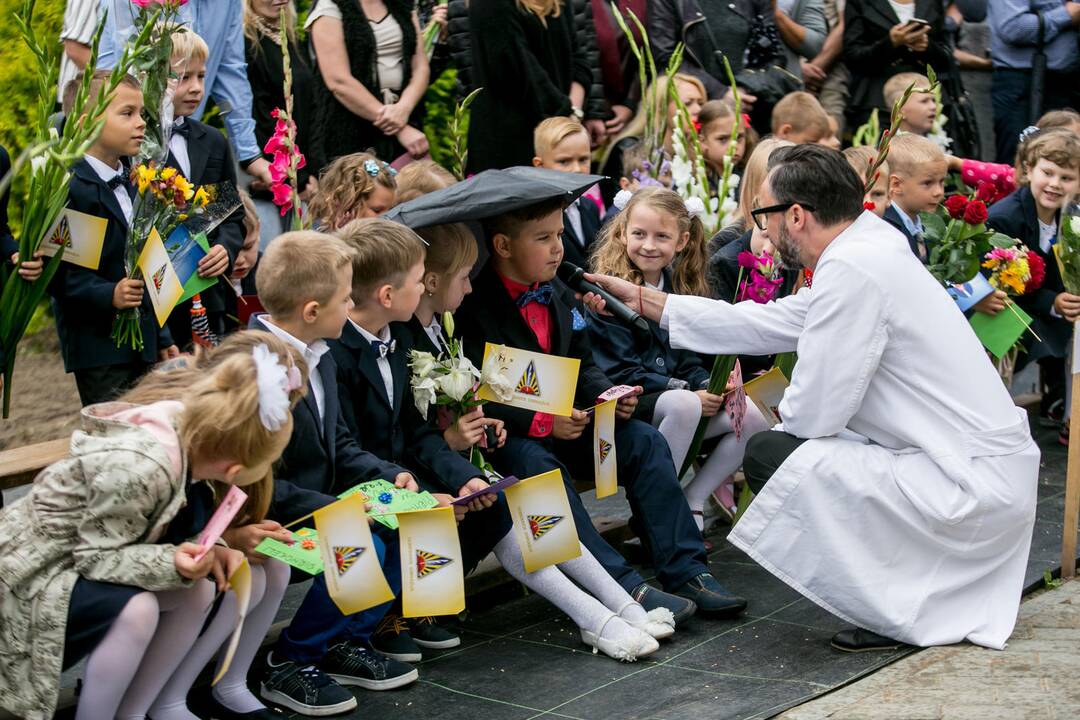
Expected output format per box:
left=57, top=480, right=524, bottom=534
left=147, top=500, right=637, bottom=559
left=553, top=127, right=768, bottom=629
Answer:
left=151, top=263, right=167, bottom=291
left=515, top=360, right=541, bottom=396
left=49, top=220, right=71, bottom=248
left=415, top=549, right=453, bottom=578
left=333, top=545, right=365, bottom=576
left=598, top=438, right=612, bottom=464
left=527, top=514, right=563, bottom=540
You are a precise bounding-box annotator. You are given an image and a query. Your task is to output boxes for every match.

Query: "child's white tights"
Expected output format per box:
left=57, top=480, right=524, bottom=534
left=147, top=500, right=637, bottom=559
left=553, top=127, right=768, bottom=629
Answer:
left=653, top=389, right=769, bottom=529
left=76, top=581, right=215, bottom=720
left=149, top=559, right=291, bottom=720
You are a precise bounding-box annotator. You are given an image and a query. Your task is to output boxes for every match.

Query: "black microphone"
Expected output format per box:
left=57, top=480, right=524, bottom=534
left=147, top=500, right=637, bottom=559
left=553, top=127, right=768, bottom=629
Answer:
left=557, top=262, right=651, bottom=338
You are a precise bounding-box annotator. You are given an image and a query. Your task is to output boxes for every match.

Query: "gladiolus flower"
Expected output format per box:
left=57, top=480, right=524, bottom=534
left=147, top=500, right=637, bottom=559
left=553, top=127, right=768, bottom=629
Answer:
left=263, top=133, right=285, bottom=155
left=963, top=200, right=988, bottom=225
left=268, top=152, right=290, bottom=184
left=271, top=182, right=294, bottom=214
left=944, top=195, right=969, bottom=219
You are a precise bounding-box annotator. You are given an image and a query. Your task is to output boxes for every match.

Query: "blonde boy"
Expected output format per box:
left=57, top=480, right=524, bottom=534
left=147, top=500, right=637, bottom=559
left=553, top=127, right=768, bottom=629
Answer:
left=883, top=134, right=947, bottom=262
left=532, top=116, right=599, bottom=267
left=884, top=72, right=936, bottom=136
left=770, top=91, right=831, bottom=145
left=843, top=146, right=890, bottom=218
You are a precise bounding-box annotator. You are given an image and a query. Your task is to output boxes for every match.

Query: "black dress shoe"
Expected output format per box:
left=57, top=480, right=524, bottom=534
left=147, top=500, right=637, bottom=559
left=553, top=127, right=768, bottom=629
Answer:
left=830, top=627, right=905, bottom=653
left=673, top=573, right=747, bottom=617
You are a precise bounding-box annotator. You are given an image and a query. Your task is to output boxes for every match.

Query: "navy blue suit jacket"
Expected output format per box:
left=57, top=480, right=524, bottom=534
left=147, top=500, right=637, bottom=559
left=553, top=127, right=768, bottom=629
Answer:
left=51, top=160, right=173, bottom=372
left=249, top=315, right=407, bottom=523
left=329, top=320, right=483, bottom=494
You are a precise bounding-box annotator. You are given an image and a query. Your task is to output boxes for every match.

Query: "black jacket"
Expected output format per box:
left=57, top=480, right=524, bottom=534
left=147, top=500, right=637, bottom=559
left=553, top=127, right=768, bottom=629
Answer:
left=883, top=203, right=935, bottom=263
left=562, top=200, right=603, bottom=270
left=51, top=160, right=174, bottom=372
left=249, top=315, right=407, bottom=523
left=842, top=0, right=952, bottom=125
left=987, top=188, right=1070, bottom=359
left=457, top=263, right=612, bottom=436
left=328, top=319, right=484, bottom=494
left=0, top=145, right=13, bottom=262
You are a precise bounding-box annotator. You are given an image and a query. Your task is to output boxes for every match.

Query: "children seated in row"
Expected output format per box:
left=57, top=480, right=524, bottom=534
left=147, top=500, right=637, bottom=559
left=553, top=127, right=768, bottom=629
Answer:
left=881, top=133, right=946, bottom=264
left=308, top=151, right=398, bottom=230
left=54, top=70, right=178, bottom=406
left=532, top=117, right=601, bottom=269
left=329, top=218, right=671, bottom=665
left=842, top=145, right=890, bottom=218
left=456, top=196, right=747, bottom=621
left=0, top=330, right=304, bottom=720
left=588, top=187, right=770, bottom=526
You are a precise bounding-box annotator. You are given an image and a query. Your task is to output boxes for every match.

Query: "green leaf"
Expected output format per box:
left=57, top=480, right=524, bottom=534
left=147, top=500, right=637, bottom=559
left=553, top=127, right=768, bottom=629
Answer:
left=920, top=210, right=947, bottom=240
left=988, top=232, right=1018, bottom=249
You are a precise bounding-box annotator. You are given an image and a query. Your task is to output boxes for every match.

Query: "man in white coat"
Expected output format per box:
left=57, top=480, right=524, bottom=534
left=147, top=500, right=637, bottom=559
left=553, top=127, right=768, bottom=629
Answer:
left=583, top=145, right=1040, bottom=652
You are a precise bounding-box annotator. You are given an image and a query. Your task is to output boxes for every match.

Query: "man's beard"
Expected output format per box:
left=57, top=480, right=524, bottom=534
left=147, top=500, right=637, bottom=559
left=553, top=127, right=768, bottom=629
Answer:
left=773, top=217, right=802, bottom=270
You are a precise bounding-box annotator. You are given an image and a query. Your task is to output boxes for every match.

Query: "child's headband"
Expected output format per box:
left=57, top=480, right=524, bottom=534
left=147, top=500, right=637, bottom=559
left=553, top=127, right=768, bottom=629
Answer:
left=612, top=189, right=706, bottom=219
left=252, top=344, right=303, bottom=432
left=364, top=158, right=397, bottom=178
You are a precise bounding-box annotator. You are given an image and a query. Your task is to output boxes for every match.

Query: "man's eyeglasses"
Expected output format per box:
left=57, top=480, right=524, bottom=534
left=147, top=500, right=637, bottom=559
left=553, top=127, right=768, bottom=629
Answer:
left=750, top=202, right=817, bottom=230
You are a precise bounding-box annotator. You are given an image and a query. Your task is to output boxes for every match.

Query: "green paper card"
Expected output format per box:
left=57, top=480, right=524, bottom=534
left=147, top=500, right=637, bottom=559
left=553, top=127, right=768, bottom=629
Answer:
left=337, top=480, right=439, bottom=530
left=176, top=230, right=218, bottom=304
left=254, top=527, right=324, bottom=575
left=969, top=304, right=1032, bottom=359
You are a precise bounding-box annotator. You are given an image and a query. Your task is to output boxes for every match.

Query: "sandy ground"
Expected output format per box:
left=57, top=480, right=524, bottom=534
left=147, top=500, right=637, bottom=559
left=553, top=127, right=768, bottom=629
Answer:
left=0, top=319, right=81, bottom=451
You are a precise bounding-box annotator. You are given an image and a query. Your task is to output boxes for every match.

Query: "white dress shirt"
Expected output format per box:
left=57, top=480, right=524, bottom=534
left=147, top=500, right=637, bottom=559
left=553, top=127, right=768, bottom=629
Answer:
left=565, top=200, right=585, bottom=246
left=84, top=154, right=133, bottom=225
left=422, top=316, right=447, bottom=354
left=351, top=320, right=395, bottom=404
left=169, top=119, right=192, bottom=178
left=262, top=319, right=330, bottom=421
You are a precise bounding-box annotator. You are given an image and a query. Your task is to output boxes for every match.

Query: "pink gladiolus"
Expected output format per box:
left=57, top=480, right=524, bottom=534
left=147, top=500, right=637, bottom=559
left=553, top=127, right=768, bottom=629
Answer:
left=271, top=108, right=281, bottom=120
left=263, top=133, right=284, bottom=156
left=296, top=152, right=307, bottom=170
left=271, top=182, right=294, bottom=212
left=268, top=153, right=290, bottom=184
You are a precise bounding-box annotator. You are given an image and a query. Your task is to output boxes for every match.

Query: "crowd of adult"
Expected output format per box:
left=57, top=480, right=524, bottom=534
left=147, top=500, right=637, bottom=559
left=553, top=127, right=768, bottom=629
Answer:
left=56, top=0, right=1080, bottom=185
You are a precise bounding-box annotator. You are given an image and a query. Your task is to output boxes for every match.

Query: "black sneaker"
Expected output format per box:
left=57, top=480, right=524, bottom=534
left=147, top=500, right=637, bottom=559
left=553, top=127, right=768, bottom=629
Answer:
left=321, top=641, right=418, bottom=691
left=372, top=615, right=422, bottom=662
left=673, top=573, right=747, bottom=617
left=409, top=616, right=461, bottom=650
left=831, top=627, right=906, bottom=653
left=631, top=583, right=697, bottom=626
left=259, top=652, right=357, bottom=717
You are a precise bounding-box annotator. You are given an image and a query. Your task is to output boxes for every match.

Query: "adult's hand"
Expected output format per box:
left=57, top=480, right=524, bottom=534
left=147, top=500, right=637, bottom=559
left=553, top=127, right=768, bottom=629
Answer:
left=801, top=61, right=828, bottom=92
left=585, top=119, right=607, bottom=147
left=605, top=104, right=634, bottom=135
left=375, top=103, right=410, bottom=135
left=906, top=25, right=930, bottom=52
left=245, top=157, right=273, bottom=187
left=398, top=126, right=430, bottom=158
left=724, top=86, right=756, bottom=114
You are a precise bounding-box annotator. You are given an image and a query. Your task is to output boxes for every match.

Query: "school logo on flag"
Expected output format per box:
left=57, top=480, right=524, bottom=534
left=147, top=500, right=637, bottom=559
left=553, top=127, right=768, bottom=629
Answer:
left=598, top=438, right=612, bottom=464
left=516, top=361, right=541, bottom=396
left=152, top=263, right=168, bottom=291
left=333, top=546, right=365, bottom=576
left=415, top=549, right=453, bottom=578
left=528, top=514, right=563, bottom=540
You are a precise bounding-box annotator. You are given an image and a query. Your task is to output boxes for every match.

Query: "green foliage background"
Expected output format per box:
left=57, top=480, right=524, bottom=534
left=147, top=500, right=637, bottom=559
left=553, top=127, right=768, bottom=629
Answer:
left=0, top=1, right=63, bottom=159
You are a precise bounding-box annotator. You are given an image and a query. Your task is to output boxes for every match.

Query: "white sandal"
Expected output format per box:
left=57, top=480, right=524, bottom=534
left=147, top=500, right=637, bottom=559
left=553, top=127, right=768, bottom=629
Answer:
left=579, top=612, right=659, bottom=662
left=617, top=601, right=676, bottom=640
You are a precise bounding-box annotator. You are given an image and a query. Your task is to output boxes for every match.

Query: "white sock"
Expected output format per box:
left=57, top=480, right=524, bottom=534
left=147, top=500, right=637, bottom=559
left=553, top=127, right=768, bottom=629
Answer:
left=212, top=559, right=291, bottom=714
left=116, top=582, right=215, bottom=720
left=75, top=592, right=160, bottom=720
left=556, top=544, right=647, bottom=625
left=651, top=389, right=703, bottom=473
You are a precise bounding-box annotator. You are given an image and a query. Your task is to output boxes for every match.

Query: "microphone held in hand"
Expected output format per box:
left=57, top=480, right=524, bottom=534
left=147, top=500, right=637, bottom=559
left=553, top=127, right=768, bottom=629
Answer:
left=557, top=262, right=650, bottom=339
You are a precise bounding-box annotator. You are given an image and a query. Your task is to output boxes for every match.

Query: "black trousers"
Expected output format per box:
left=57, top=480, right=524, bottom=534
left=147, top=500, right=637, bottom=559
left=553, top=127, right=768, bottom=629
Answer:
left=742, top=431, right=807, bottom=494
left=73, top=361, right=149, bottom=406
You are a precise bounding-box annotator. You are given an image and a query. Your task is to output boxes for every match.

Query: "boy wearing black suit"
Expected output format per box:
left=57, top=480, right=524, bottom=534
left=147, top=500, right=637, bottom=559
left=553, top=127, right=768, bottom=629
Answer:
left=249, top=232, right=419, bottom=717
left=54, top=72, right=177, bottom=406
left=533, top=117, right=602, bottom=268
left=457, top=198, right=747, bottom=622
left=163, top=31, right=244, bottom=347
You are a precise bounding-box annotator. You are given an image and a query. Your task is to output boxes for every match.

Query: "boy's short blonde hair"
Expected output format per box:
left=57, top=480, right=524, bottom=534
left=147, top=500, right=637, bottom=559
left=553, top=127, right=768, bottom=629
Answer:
left=170, top=28, right=210, bottom=65
left=842, top=145, right=887, bottom=184
left=335, top=218, right=426, bottom=302
left=1019, top=128, right=1080, bottom=182
left=62, top=69, right=141, bottom=115
left=887, top=133, right=945, bottom=176
left=770, top=91, right=830, bottom=137
left=534, top=116, right=588, bottom=158
left=394, top=160, right=457, bottom=204
left=883, top=72, right=931, bottom=110
left=257, top=231, right=356, bottom=316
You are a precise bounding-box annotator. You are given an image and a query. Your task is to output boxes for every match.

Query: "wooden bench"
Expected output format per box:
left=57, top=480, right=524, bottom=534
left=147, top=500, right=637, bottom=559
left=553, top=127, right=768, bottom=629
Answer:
left=0, top=438, right=70, bottom=503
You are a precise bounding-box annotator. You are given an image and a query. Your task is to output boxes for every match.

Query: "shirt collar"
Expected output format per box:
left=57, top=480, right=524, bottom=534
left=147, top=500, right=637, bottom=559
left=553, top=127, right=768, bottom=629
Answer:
left=498, top=272, right=540, bottom=302
left=260, top=318, right=329, bottom=372
left=84, top=154, right=124, bottom=184
left=349, top=318, right=391, bottom=346
left=892, top=204, right=924, bottom=237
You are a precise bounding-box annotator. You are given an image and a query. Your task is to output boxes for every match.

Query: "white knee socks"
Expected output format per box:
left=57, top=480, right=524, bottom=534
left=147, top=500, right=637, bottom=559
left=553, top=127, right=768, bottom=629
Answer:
left=652, top=389, right=703, bottom=474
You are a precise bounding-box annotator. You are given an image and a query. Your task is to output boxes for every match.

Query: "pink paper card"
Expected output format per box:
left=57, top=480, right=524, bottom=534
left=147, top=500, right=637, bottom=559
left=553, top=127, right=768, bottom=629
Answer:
left=195, top=485, right=248, bottom=561
left=596, top=385, right=637, bottom=404
left=725, top=360, right=748, bottom=440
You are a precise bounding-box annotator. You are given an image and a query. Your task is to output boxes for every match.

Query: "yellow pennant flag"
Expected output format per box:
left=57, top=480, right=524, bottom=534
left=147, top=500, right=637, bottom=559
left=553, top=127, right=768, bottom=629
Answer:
left=136, top=227, right=184, bottom=327
left=397, top=506, right=465, bottom=618
left=478, top=342, right=580, bottom=417
left=314, top=493, right=395, bottom=615
left=39, top=209, right=107, bottom=270
left=212, top=558, right=252, bottom=685
left=504, top=469, right=581, bottom=572
left=743, top=366, right=789, bottom=427
left=593, top=398, right=618, bottom=499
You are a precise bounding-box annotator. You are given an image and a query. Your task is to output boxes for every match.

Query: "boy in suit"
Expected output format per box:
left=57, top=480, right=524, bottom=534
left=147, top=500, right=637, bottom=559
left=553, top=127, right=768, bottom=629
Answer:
left=55, top=71, right=178, bottom=406
left=250, top=232, right=420, bottom=717
left=163, top=30, right=244, bottom=346
left=458, top=198, right=747, bottom=622
left=533, top=118, right=602, bottom=269
left=883, top=133, right=946, bottom=263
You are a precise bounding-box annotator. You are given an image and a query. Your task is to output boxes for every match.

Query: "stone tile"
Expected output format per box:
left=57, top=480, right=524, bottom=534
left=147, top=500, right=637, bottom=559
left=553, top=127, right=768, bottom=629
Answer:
left=329, top=679, right=551, bottom=720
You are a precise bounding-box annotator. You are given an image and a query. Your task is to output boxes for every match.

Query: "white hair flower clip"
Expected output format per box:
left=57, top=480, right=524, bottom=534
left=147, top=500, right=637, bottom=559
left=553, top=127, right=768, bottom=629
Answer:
left=252, top=344, right=301, bottom=432
left=612, top=189, right=633, bottom=211
left=684, top=197, right=706, bottom=219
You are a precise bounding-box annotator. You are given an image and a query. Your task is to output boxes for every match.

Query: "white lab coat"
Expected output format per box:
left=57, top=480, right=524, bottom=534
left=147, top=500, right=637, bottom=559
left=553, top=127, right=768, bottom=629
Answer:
left=662, top=211, right=1039, bottom=649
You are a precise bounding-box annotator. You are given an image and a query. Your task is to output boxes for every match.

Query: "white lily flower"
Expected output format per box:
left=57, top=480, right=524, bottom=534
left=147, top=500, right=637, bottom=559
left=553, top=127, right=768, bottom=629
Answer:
left=437, top=367, right=475, bottom=402
left=409, top=350, right=438, bottom=379
left=411, top=376, right=438, bottom=419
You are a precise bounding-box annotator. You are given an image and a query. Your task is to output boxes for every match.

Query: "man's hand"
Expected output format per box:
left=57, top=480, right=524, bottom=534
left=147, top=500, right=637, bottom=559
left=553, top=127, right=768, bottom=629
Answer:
left=972, top=290, right=1007, bottom=316
left=695, top=389, right=724, bottom=417
left=724, top=86, right=756, bottom=113
left=158, top=345, right=180, bottom=361
left=223, top=521, right=294, bottom=561
left=585, top=118, right=607, bottom=147
left=614, top=386, right=642, bottom=420
left=906, top=26, right=930, bottom=52
left=197, top=244, right=229, bottom=278
left=113, top=278, right=144, bottom=309
left=605, top=104, right=634, bottom=135
left=801, top=60, right=827, bottom=92
left=395, top=472, right=419, bottom=493
left=13, top=251, right=44, bottom=282
left=458, top=477, right=497, bottom=512
left=245, top=157, right=272, bottom=187
left=1055, top=292, right=1080, bottom=321
left=552, top=409, right=590, bottom=440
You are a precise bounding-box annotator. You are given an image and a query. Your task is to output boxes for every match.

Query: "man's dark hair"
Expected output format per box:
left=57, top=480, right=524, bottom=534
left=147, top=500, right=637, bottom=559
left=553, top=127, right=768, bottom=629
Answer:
left=481, top=196, right=566, bottom=247
left=765, top=145, right=864, bottom=226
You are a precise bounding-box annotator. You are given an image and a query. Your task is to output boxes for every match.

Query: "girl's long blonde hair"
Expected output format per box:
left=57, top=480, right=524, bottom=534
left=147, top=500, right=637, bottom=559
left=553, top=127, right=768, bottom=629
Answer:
left=590, top=187, right=710, bottom=297
left=121, top=331, right=308, bottom=525
left=309, top=152, right=398, bottom=230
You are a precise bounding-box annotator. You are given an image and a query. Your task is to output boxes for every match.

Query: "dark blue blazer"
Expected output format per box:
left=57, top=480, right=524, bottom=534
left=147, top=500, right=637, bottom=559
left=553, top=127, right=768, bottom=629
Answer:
left=249, top=314, right=407, bottom=523
left=562, top=200, right=602, bottom=271
left=586, top=269, right=711, bottom=396
left=883, top=204, right=930, bottom=263
left=457, top=262, right=613, bottom=437
left=988, top=188, right=1070, bottom=359
left=329, top=319, right=483, bottom=494
left=0, top=145, right=14, bottom=261
left=51, top=159, right=174, bottom=372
